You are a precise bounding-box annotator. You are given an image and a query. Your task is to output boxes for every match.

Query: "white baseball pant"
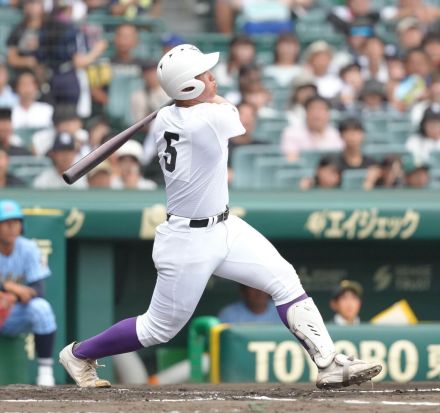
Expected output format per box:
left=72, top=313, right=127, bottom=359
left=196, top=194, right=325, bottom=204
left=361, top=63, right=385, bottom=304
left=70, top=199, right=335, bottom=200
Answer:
left=136, top=215, right=306, bottom=346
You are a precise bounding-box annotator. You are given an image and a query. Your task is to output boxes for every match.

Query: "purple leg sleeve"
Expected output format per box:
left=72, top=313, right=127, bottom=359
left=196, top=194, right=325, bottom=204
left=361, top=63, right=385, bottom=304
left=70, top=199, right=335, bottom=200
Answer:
left=73, top=317, right=143, bottom=360
left=276, top=293, right=308, bottom=328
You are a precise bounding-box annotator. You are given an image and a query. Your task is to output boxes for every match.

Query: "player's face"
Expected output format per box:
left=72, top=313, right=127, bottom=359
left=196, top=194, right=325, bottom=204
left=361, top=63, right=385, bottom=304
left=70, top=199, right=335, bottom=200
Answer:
left=195, top=71, right=217, bottom=101
left=0, top=219, right=22, bottom=245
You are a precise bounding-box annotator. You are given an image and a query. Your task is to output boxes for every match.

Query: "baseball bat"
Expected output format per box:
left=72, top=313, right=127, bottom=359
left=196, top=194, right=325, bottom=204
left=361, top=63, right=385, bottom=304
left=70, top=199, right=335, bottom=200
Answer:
left=62, top=99, right=174, bottom=185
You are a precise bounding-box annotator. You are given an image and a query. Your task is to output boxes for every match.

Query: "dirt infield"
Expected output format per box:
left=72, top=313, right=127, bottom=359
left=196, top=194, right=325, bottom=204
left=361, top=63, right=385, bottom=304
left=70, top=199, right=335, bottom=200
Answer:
left=0, top=382, right=439, bottom=413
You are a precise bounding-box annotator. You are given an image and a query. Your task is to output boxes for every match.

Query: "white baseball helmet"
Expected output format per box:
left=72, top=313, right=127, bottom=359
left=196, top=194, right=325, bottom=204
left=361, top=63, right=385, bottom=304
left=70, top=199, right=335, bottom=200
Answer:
left=157, top=44, right=219, bottom=100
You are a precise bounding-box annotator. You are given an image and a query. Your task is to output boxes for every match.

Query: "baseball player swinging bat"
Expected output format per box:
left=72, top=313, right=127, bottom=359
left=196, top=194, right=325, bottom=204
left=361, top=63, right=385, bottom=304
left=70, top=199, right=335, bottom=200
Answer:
left=62, top=100, right=174, bottom=185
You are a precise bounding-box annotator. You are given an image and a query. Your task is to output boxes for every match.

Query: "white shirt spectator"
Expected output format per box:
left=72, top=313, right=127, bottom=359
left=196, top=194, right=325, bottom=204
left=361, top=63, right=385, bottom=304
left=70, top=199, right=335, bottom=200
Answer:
left=33, top=167, right=88, bottom=189
left=12, top=102, right=54, bottom=129
left=0, top=85, right=18, bottom=108
left=406, top=134, right=440, bottom=163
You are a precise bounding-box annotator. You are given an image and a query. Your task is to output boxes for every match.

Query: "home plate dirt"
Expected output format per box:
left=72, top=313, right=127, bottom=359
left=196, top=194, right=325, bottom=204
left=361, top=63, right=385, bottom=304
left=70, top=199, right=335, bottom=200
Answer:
left=0, top=382, right=439, bottom=413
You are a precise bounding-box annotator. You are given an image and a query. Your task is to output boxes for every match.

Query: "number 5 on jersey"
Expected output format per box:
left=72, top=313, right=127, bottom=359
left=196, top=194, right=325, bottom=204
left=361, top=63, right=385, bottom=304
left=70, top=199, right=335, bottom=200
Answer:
left=164, top=132, right=179, bottom=172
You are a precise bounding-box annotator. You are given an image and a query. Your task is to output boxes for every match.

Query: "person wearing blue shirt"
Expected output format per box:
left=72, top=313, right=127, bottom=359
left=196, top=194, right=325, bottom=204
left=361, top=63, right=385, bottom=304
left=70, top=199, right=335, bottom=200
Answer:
left=218, top=284, right=280, bottom=323
left=0, top=199, right=57, bottom=386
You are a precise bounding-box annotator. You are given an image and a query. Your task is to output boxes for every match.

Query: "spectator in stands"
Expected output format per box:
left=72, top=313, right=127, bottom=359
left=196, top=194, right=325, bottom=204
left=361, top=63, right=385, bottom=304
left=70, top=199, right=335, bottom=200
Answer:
left=392, top=48, right=431, bottom=112
left=38, top=1, right=107, bottom=109
left=303, top=41, right=342, bottom=99
left=397, top=17, right=424, bottom=53
left=402, top=154, right=430, bottom=188
left=359, top=36, right=388, bottom=83
left=218, top=284, right=279, bottom=323
left=241, top=82, right=278, bottom=119
left=364, top=155, right=404, bottom=189
left=89, top=24, right=141, bottom=109
left=111, top=140, right=157, bottom=190
left=160, top=33, right=185, bottom=54
left=130, top=60, right=169, bottom=123
left=337, top=63, right=364, bottom=113
left=382, top=0, right=440, bottom=28
left=0, top=148, right=25, bottom=188
left=411, top=72, right=440, bottom=126
left=111, top=0, right=161, bottom=18
left=335, top=118, right=376, bottom=172
left=33, top=132, right=88, bottom=189
left=328, top=0, right=379, bottom=28
left=6, top=0, right=44, bottom=74
left=11, top=70, right=53, bottom=130
left=213, top=35, right=255, bottom=88
left=300, top=156, right=342, bottom=189
left=281, top=96, right=343, bottom=162
left=330, top=280, right=363, bottom=325
left=87, top=116, right=111, bottom=150
left=214, top=0, right=293, bottom=35
left=32, top=105, right=89, bottom=158
left=263, top=33, right=303, bottom=87
left=87, top=160, right=112, bottom=188
left=225, top=63, right=263, bottom=105
left=0, top=108, right=30, bottom=156
left=406, top=107, right=440, bottom=162
left=286, top=73, right=318, bottom=125
left=422, top=33, right=440, bottom=71
left=228, top=102, right=263, bottom=183
left=0, top=63, right=18, bottom=108
left=358, top=79, right=390, bottom=115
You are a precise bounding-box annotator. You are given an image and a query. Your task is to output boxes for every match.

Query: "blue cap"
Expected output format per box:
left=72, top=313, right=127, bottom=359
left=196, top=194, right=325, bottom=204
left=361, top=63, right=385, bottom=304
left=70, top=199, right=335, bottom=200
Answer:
left=161, top=33, right=185, bottom=47
left=0, top=199, right=23, bottom=222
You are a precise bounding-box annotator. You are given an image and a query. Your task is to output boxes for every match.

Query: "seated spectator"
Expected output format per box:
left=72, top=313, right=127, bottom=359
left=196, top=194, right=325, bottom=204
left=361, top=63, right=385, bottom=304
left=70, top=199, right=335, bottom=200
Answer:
left=160, top=33, right=185, bottom=54
left=365, top=155, right=404, bottom=189
left=358, top=80, right=390, bottom=115
left=0, top=199, right=57, bottom=386
left=385, top=54, right=406, bottom=102
left=402, top=155, right=430, bottom=188
left=0, top=147, right=26, bottom=188
left=33, top=132, right=88, bottom=189
left=391, top=48, right=431, bottom=112
left=335, top=118, right=376, bottom=171
left=263, top=33, right=303, bottom=87
left=87, top=160, right=112, bottom=188
left=11, top=70, right=53, bottom=129
left=87, top=116, right=111, bottom=150
left=7, top=0, right=44, bottom=73
left=228, top=102, right=264, bottom=183
left=330, top=280, right=363, bottom=325
left=422, top=33, right=440, bottom=71
left=411, top=72, right=440, bottom=126
left=382, top=0, right=440, bottom=28
left=328, top=0, right=379, bottom=28
left=130, top=60, right=169, bottom=123
left=0, top=63, right=18, bottom=108
left=300, top=156, right=342, bottom=189
left=0, top=108, right=30, bottom=156
left=215, top=0, right=293, bottom=35
left=218, top=284, right=279, bottom=323
left=111, top=0, right=161, bottom=18
left=406, top=107, right=440, bottom=162
left=88, top=24, right=141, bottom=110
left=281, top=96, right=343, bottom=161
left=38, top=2, right=107, bottom=109
left=111, top=140, right=157, bottom=190
left=397, top=17, right=424, bottom=53
left=303, top=41, right=342, bottom=99
left=213, top=35, right=255, bottom=88
left=241, top=82, right=278, bottom=119
left=32, top=105, right=89, bottom=158
left=359, top=36, right=389, bottom=83
left=337, top=63, right=364, bottom=113
left=286, top=73, right=318, bottom=125
left=225, top=62, right=263, bottom=105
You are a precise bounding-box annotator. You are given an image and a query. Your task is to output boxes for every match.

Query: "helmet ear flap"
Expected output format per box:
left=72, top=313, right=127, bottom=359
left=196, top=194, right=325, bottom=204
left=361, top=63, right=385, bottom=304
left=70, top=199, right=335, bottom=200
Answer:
left=176, top=78, right=206, bottom=100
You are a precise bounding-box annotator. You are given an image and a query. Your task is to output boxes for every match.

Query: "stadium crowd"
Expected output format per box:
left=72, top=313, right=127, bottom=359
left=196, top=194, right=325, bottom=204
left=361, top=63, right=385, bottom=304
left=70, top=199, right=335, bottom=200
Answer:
left=0, top=0, right=440, bottom=190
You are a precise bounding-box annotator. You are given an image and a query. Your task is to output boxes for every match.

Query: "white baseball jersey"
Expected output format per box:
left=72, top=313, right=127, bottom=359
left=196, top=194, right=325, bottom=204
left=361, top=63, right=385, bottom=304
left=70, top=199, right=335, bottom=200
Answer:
left=151, top=102, right=245, bottom=218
